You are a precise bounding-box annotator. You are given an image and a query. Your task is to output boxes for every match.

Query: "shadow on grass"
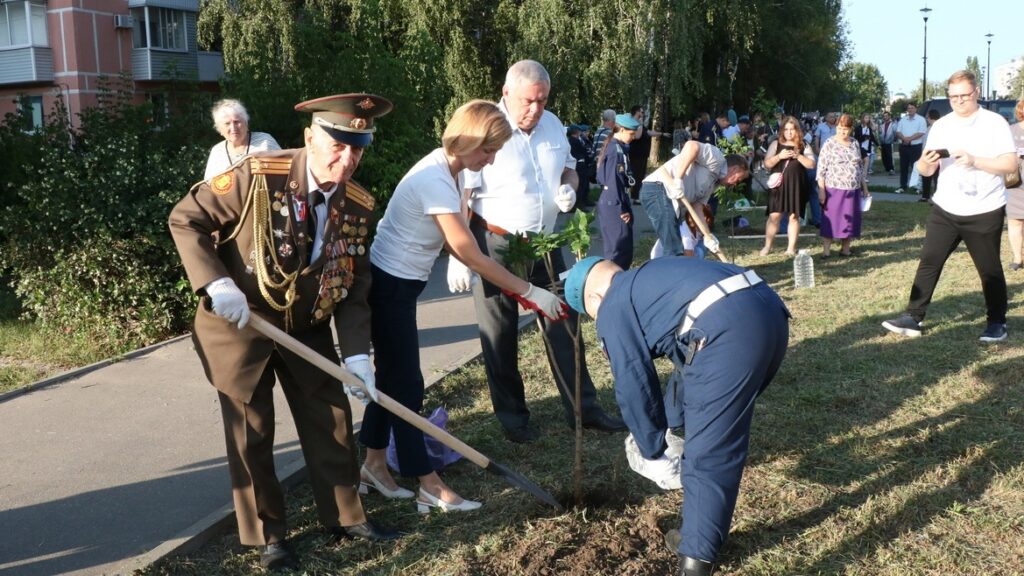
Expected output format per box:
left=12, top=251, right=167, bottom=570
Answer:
left=727, top=290, right=1024, bottom=573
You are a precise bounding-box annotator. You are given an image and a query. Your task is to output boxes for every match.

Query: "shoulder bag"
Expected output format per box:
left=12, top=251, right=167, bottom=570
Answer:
left=766, top=142, right=789, bottom=189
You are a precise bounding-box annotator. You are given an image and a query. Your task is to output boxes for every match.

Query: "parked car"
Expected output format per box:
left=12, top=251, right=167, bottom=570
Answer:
left=919, top=98, right=1018, bottom=124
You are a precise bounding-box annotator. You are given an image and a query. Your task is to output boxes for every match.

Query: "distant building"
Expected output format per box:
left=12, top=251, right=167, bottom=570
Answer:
left=994, top=57, right=1023, bottom=98
left=0, top=0, right=223, bottom=128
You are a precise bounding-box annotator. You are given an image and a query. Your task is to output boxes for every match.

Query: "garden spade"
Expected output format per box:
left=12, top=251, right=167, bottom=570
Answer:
left=248, top=315, right=563, bottom=510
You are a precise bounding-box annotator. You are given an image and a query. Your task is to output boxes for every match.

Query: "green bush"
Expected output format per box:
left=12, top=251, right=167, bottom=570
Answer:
left=0, top=75, right=209, bottom=352
left=14, top=236, right=193, bottom=349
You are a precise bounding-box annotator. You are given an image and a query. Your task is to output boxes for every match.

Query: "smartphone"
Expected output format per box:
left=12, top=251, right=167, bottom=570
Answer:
left=932, top=149, right=950, bottom=158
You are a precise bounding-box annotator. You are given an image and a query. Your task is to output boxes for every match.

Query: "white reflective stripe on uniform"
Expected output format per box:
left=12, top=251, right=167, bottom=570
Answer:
left=679, top=270, right=763, bottom=334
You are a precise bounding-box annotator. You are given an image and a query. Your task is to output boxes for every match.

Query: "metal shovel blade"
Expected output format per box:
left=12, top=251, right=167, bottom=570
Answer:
left=485, top=460, right=563, bottom=510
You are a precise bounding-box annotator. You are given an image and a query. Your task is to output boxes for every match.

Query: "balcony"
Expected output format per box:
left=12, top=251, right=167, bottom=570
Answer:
left=0, top=46, right=53, bottom=85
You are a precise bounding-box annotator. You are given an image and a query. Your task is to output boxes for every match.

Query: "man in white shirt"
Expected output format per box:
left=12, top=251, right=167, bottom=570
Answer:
left=895, top=103, right=928, bottom=192
left=448, top=60, right=626, bottom=443
left=883, top=70, right=1017, bottom=343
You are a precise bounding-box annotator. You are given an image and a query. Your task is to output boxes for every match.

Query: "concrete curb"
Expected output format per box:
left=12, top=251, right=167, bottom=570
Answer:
left=0, top=333, right=193, bottom=405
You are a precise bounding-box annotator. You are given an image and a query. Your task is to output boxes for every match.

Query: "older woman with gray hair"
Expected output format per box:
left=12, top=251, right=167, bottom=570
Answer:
left=203, top=98, right=281, bottom=180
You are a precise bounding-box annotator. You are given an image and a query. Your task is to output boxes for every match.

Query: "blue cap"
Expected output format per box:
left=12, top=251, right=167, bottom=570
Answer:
left=614, top=113, right=641, bottom=130
left=738, top=115, right=750, bottom=123
left=564, top=256, right=604, bottom=315
left=578, top=124, right=590, bottom=132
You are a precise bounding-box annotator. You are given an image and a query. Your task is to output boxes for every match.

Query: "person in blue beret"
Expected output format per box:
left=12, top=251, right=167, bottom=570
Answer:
left=563, top=255, right=790, bottom=576
left=593, top=113, right=641, bottom=268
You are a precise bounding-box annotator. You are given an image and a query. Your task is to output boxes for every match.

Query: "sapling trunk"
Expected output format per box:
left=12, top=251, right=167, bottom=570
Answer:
left=540, top=251, right=585, bottom=506
left=497, top=212, right=594, bottom=508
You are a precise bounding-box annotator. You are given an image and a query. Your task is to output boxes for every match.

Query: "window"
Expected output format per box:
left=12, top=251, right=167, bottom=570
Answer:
left=1, top=1, right=47, bottom=48
left=131, top=7, right=186, bottom=51
left=18, top=95, right=43, bottom=130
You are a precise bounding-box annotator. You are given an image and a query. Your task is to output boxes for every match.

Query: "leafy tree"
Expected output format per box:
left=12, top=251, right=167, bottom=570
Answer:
left=839, top=62, right=888, bottom=115
left=910, top=80, right=947, bottom=104
left=966, top=56, right=983, bottom=91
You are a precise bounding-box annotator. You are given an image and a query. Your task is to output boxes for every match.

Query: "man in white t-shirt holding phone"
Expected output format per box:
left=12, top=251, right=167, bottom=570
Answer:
left=883, top=69, right=1018, bottom=342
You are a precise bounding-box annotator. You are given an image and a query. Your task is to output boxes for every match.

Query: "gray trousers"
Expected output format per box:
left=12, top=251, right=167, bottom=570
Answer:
left=469, top=220, right=602, bottom=430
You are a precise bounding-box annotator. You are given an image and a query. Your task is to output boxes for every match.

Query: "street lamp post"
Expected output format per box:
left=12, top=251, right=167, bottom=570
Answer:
left=921, top=7, right=932, bottom=100
left=985, top=32, right=994, bottom=99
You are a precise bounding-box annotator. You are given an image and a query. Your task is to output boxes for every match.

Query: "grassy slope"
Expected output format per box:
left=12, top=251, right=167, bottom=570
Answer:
left=140, top=201, right=1024, bottom=575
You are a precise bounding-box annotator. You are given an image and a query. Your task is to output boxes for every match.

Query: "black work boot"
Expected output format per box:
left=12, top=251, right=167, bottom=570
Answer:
left=678, top=555, right=715, bottom=576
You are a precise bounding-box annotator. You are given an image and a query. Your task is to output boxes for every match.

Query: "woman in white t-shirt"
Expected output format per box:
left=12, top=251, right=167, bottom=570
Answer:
left=359, top=100, right=564, bottom=514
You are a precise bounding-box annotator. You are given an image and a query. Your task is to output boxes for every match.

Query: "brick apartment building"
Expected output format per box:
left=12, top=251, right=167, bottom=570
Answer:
left=0, top=0, right=222, bottom=128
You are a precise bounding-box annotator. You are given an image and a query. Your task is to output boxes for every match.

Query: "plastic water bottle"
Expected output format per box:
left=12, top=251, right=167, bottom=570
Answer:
left=794, top=249, right=815, bottom=288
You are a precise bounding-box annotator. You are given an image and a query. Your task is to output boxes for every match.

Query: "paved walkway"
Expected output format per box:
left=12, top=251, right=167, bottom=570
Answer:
left=0, top=169, right=916, bottom=576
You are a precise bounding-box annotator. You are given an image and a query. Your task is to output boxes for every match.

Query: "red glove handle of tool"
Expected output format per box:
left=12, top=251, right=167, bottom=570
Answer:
left=502, top=289, right=570, bottom=322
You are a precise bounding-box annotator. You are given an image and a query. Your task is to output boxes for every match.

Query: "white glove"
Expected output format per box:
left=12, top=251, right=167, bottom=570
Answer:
left=703, top=234, right=720, bottom=254
left=624, top=433, right=682, bottom=490
left=205, top=277, right=250, bottom=329
left=521, top=284, right=566, bottom=321
left=447, top=256, right=477, bottom=293
left=555, top=184, right=576, bottom=213
left=344, top=355, right=377, bottom=403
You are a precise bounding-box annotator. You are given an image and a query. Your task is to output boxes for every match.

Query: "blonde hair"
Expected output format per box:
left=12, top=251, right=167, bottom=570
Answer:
left=1015, top=99, right=1023, bottom=122
left=442, top=100, right=513, bottom=156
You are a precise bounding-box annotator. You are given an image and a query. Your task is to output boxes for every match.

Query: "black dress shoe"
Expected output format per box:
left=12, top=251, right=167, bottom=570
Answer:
left=502, top=425, right=539, bottom=444
left=330, top=520, right=402, bottom=542
left=678, top=555, right=716, bottom=576
left=259, top=540, right=299, bottom=571
left=579, top=411, right=627, bottom=432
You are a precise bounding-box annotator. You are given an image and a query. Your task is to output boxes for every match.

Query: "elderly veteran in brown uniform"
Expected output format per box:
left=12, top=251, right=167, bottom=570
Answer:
left=168, top=93, right=398, bottom=571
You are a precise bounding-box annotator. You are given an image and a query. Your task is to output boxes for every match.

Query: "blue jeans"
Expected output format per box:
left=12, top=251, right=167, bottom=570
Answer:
left=640, top=181, right=683, bottom=257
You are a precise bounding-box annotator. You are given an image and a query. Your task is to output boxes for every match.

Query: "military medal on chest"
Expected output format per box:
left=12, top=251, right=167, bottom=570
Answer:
left=312, top=239, right=356, bottom=321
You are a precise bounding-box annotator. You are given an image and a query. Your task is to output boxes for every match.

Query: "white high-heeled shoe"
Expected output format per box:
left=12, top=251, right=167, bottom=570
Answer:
left=358, top=465, right=415, bottom=499
left=416, top=487, right=482, bottom=514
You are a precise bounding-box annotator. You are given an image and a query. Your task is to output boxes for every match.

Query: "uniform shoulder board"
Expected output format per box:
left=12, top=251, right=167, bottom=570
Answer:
left=250, top=156, right=292, bottom=175
left=345, top=180, right=375, bottom=211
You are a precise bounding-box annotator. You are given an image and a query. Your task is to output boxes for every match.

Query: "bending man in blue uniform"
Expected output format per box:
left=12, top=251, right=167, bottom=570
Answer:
left=563, top=256, right=790, bottom=576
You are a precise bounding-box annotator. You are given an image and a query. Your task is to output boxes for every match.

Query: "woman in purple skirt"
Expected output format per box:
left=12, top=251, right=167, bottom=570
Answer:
left=816, top=113, right=871, bottom=257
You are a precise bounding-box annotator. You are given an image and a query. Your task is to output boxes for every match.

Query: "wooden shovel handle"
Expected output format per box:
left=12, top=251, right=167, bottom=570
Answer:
left=247, top=315, right=490, bottom=469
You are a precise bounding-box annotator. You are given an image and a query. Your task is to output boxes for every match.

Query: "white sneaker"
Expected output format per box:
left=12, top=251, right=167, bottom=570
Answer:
left=894, top=188, right=904, bottom=194
left=625, top=433, right=682, bottom=490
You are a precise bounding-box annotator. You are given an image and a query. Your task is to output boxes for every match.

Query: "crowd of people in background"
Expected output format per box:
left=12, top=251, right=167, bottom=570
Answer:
left=565, top=88, right=1021, bottom=269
